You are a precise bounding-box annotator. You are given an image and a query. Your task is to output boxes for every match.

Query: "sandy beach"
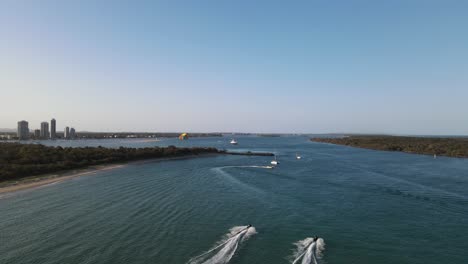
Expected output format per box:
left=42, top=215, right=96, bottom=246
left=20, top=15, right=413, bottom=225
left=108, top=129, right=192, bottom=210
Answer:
left=0, top=153, right=221, bottom=195
left=0, top=164, right=125, bottom=195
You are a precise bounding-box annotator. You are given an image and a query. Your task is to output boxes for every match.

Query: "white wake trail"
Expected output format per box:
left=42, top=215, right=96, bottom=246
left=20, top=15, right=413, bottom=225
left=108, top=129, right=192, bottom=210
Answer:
left=216, top=165, right=273, bottom=170
left=242, top=165, right=274, bottom=169
left=291, top=237, right=325, bottom=264
left=188, top=226, right=257, bottom=264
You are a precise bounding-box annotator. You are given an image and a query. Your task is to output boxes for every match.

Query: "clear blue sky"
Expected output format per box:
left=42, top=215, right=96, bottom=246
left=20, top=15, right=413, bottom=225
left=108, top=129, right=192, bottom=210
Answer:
left=1, top=1, right=467, bottom=134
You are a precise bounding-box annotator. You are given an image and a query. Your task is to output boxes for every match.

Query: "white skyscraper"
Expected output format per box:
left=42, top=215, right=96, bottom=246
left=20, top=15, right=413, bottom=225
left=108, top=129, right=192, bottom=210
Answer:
left=17, top=120, right=29, bottom=140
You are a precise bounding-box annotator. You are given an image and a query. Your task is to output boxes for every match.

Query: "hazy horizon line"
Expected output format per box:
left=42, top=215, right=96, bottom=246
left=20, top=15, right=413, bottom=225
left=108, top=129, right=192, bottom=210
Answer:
left=1, top=128, right=467, bottom=137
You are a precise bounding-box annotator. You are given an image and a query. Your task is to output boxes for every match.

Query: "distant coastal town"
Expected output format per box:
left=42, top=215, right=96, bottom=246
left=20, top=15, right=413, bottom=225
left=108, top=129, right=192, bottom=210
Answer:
left=0, top=119, right=223, bottom=140
left=15, top=119, right=77, bottom=140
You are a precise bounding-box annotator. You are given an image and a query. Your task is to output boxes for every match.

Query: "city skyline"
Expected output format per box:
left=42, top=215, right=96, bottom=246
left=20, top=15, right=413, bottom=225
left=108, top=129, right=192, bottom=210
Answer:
left=1, top=1, right=467, bottom=135
left=14, top=118, right=77, bottom=140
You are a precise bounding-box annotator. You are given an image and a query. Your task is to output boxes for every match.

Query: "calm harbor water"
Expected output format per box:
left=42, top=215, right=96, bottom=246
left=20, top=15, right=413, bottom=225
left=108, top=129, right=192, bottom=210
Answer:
left=1, top=136, right=467, bottom=263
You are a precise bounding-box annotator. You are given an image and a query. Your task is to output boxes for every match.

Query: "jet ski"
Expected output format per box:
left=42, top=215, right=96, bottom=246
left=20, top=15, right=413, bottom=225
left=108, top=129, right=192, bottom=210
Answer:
left=233, top=225, right=252, bottom=236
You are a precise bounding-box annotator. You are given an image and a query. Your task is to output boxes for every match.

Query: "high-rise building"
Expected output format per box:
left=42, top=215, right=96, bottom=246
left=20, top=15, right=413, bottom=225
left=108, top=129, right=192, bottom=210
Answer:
left=40, top=122, right=49, bottom=139
left=64, top=126, right=70, bottom=139
left=50, top=118, right=56, bottom=139
left=17, top=120, right=29, bottom=140
left=34, top=129, right=40, bottom=138
left=70, top=127, right=76, bottom=139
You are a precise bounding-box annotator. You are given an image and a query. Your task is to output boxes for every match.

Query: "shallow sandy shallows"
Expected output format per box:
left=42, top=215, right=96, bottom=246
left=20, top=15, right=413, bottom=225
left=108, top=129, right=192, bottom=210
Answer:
left=0, top=164, right=125, bottom=195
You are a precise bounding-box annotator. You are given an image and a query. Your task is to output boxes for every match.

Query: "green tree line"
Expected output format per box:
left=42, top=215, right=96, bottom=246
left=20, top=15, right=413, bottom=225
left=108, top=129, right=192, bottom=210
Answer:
left=311, top=136, right=468, bottom=158
left=0, top=143, right=219, bottom=182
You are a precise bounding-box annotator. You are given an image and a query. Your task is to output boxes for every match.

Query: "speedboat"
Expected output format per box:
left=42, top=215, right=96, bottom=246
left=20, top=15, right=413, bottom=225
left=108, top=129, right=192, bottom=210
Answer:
left=230, top=139, right=238, bottom=145
left=296, top=153, right=302, bottom=160
left=271, top=155, right=279, bottom=165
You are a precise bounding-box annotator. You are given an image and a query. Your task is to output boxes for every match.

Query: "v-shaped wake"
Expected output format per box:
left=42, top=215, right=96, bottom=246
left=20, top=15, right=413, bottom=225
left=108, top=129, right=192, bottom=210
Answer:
left=187, top=225, right=256, bottom=264
left=291, top=237, right=325, bottom=264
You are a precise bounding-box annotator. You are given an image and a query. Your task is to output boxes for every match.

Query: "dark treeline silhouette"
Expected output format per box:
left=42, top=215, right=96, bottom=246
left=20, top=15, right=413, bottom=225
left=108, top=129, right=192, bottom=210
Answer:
left=0, top=143, right=220, bottom=182
left=311, top=136, right=468, bottom=158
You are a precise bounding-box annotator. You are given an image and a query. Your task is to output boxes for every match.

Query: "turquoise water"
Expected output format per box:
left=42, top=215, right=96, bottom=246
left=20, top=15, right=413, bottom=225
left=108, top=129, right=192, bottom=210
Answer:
left=1, top=136, right=468, bottom=263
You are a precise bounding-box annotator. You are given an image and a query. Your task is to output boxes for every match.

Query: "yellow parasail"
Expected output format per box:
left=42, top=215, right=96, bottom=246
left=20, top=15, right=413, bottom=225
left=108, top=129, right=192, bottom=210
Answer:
left=179, top=133, right=189, bottom=140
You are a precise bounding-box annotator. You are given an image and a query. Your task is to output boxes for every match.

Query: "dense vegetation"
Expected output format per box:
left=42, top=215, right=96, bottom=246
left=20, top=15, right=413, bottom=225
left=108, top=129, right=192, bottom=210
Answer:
left=311, top=136, right=468, bottom=158
left=0, top=143, right=220, bottom=182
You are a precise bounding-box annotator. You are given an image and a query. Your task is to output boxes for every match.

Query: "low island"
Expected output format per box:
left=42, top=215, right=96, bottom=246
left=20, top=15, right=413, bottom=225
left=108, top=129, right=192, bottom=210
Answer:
left=0, top=143, right=273, bottom=193
left=311, top=135, right=468, bottom=158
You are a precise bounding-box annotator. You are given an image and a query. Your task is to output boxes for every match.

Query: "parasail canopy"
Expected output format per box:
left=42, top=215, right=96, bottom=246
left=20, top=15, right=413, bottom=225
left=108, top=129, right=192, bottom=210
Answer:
left=179, top=133, right=189, bottom=140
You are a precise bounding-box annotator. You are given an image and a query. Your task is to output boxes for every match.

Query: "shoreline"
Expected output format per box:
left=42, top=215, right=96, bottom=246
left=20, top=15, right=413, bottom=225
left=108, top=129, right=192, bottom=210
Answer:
left=0, top=164, right=125, bottom=195
left=0, top=153, right=221, bottom=195
left=311, top=136, right=468, bottom=158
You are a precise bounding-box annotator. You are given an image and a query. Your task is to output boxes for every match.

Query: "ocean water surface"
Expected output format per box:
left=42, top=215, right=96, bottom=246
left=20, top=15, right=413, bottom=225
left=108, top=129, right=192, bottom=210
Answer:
left=1, top=136, right=467, bottom=263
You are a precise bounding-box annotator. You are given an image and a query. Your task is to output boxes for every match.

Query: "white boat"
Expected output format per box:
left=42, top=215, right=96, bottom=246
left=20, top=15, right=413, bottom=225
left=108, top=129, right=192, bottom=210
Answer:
left=230, top=139, right=238, bottom=145
left=271, top=155, right=279, bottom=165
left=296, top=153, right=302, bottom=160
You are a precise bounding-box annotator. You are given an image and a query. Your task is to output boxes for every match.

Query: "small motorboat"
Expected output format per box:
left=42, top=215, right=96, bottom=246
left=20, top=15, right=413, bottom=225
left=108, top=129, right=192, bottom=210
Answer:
left=271, top=155, right=279, bottom=165
left=230, top=139, right=238, bottom=145
left=296, top=153, right=302, bottom=160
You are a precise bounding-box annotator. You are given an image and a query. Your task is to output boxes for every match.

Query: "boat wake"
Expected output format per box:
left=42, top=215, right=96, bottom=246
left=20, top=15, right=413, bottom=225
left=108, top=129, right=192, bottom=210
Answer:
left=187, top=225, right=256, bottom=264
left=237, top=165, right=274, bottom=169
left=217, top=165, right=273, bottom=170
left=291, top=237, right=325, bottom=264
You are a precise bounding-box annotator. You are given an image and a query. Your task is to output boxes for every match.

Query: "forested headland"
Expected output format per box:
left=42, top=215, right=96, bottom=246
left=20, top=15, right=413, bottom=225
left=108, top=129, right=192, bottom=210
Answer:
left=0, top=143, right=227, bottom=182
left=311, top=136, right=468, bottom=158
